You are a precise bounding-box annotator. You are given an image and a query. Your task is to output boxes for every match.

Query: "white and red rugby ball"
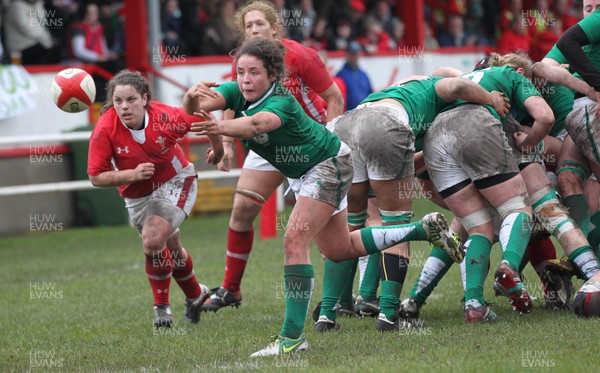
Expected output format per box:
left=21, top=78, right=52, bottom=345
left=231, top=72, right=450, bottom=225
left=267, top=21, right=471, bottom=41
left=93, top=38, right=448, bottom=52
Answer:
left=51, top=68, right=96, bottom=113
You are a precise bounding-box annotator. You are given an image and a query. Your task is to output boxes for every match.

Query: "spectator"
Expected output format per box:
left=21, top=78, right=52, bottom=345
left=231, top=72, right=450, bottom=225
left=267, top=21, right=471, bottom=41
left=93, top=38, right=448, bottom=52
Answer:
left=4, top=0, right=61, bottom=65
left=464, top=0, right=491, bottom=45
left=481, top=0, right=501, bottom=42
left=287, top=0, right=317, bottom=42
left=525, top=0, right=555, bottom=38
left=335, top=41, right=373, bottom=110
left=303, top=17, right=329, bottom=51
left=365, top=0, right=403, bottom=44
left=327, top=17, right=353, bottom=51
left=68, top=3, right=117, bottom=63
left=99, top=1, right=125, bottom=59
left=499, top=0, right=523, bottom=32
left=357, top=20, right=396, bottom=54
left=424, top=22, right=439, bottom=49
left=348, top=0, right=367, bottom=37
left=496, top=14, right=531, bottom=54
left=99, top=1, right=122, bottom=52
left=390, top=19, right=406, bottom=48
left=552, top=0, right=579, bottom=30
left=437, top=13, right=478, bottom=47
left=179, top=0, right=204, bottom=56
left=530, top=17, right=562, bottom=61
left=45, top=0, right=80, bottom=60
left=68, top=3, right=122, bottom=101
left=202, top=0, right=241, bottom=55
left=161, top=0, right=189, bottom=56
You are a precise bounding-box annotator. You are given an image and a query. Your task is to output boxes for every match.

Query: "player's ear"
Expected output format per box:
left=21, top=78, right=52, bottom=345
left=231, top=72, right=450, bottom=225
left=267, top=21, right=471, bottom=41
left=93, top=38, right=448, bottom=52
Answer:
left=516, top=67, right=525, bottom=76
left=142, top=93, right=148, bottom=106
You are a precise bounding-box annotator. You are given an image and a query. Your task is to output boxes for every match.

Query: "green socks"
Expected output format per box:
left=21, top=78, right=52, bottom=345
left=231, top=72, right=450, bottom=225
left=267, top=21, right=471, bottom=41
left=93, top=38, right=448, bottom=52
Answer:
left=281, top=264, right=314, bottom=339
left=319, top=259, right=355, bottom=320
left=361, top=222, right=428, bottom=254
left=464, top=235, right=492, bottom=304
left=409, top=246, right=455, bottom=305
left=499, top=212, right=532, bottom=270
left=359, top=253, right=381, bottom=301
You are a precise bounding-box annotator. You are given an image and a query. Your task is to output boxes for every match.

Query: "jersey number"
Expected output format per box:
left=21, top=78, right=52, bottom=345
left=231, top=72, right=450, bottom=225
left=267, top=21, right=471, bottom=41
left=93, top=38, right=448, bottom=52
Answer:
left=462, top=71, right=484, bottom=84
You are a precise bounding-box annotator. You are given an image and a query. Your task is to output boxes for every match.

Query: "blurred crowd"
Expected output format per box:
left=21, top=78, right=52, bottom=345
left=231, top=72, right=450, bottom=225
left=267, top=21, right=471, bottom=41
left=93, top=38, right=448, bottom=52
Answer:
left=0, top=0, right=586, bottom=66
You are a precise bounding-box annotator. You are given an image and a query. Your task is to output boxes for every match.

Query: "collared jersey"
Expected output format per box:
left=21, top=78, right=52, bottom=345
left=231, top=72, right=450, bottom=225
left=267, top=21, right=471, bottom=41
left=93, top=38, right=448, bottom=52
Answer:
left=230, top=38, right=332, bottom=123
left=88, top=102, right=196, bottom=198
left=215, top=80, right=340, bottom=179
left=445, top=66, right=542, bottom=124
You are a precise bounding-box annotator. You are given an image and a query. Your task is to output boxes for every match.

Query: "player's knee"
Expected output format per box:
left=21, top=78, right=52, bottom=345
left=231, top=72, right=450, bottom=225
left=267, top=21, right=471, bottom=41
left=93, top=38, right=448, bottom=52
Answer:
left=142, top=234, right=164, bottom=254
left=530, top=186, right=575, bottom=240
left=497, top=194, right=529, bottom=220
left=379, top=209, right=413, bottom=225
left=348, top=209, right=368, bottom=228
left=557, top=161, right=588, bottom=195
left=230, top=189, right=265, bottom=225
left=459, top=208, right=492, bottom=232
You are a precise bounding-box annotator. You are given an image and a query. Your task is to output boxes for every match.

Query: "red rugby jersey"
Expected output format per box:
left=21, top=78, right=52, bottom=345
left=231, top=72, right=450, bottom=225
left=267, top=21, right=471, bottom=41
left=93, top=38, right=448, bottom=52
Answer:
left=88, top=102, right=199, bottom=198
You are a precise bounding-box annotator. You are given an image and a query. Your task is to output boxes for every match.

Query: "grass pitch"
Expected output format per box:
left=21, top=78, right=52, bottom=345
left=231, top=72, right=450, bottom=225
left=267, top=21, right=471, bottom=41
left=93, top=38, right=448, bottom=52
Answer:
left=1, top=199, right=598, bottom=372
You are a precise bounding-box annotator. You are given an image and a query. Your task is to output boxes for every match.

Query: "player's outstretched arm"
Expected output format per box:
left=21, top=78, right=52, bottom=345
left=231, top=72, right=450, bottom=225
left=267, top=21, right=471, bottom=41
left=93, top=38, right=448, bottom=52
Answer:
left=532, top=62, right=595, bottom=99
left=183, top=81, right=226, bottom=115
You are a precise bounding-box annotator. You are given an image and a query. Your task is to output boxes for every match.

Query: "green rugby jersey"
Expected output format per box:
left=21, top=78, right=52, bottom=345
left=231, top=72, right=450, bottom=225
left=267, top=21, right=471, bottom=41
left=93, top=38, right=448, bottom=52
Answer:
left=516, top=82, right=573, bottom=137
left=215, top=80, right=341, bottom=179
left=445, top=66, right=541, bottom=124
left=361, top=76, right=449, bottom=140
left=546, top=9, right=600, bottom=80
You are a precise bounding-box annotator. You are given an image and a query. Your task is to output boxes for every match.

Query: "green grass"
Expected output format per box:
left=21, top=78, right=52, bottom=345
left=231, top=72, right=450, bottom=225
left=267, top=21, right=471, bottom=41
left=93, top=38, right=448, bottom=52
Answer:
left=1, top=199, right=597, bottom=372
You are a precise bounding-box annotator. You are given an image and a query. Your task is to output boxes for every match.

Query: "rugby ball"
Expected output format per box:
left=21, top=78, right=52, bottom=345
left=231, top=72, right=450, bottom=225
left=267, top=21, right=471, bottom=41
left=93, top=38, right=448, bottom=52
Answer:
left=51, top=68, right=96, bottom=113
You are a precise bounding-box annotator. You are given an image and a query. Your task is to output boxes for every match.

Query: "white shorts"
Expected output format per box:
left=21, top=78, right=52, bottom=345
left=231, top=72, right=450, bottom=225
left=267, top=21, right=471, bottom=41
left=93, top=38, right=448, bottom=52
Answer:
left=243, top=150, right=279, bottom=172
left=288, top=142, right=353, bottom=215
left=125, top=163, right=197, bottom=234
left=565, top=97, right=600, bottom=164
left=424, top=105, right=517, bottom=193
left=333, top=102, right=414, bottom=182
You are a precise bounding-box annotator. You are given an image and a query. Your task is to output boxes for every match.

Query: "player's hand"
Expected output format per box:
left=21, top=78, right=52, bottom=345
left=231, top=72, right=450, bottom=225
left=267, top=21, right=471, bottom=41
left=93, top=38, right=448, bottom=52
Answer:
left=133, top=162, right=155, bottom=181
left=596, top=91, right=600, bottom=115
left=491, top=91, right=510, bottom=118
left=190, top=110, right=221, bottom=135
left=218, top=144, right=234, bottom=172
left=186, top=81, right=220, bottom=100
left=206, top=147, right=224, bottom=165
left=513, top=131, right=534, bottom=153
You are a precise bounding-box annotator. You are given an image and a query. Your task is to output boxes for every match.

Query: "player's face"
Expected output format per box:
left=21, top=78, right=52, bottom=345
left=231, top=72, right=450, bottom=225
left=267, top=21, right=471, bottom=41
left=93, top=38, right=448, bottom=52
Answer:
left=583, top=0, right=600, bottom=18
left=236, top=55, right=274, bottom=102
left=244, top=10, right=276, bottom=39
left=113, top=85, right=148, bottom=130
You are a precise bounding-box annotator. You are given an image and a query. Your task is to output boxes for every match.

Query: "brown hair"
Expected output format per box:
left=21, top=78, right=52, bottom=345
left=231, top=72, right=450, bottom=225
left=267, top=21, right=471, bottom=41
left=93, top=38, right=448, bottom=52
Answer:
left=235, top=0, right=284, bottom=41
left=235, top=38, right=286, bottom=80
left=101, top=70, right=152, bottom=115
left=488, top=52, right=534, bottom=79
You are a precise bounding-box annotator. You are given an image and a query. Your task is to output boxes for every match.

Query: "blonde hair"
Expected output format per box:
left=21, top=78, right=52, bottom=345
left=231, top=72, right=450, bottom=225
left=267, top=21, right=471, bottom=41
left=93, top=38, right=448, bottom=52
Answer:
left=235, top=0, right=284, bottom=41
left=488, top=52, right=534, bottom=79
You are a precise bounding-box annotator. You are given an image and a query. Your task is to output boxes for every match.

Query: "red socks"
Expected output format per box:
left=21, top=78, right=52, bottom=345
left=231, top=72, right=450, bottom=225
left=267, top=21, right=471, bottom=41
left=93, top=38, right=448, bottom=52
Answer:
left=222, top=228, right=254, bottom=292
left=145, top=247, right=173, bottom=305
left=172, top=248, right=201, bottom=300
